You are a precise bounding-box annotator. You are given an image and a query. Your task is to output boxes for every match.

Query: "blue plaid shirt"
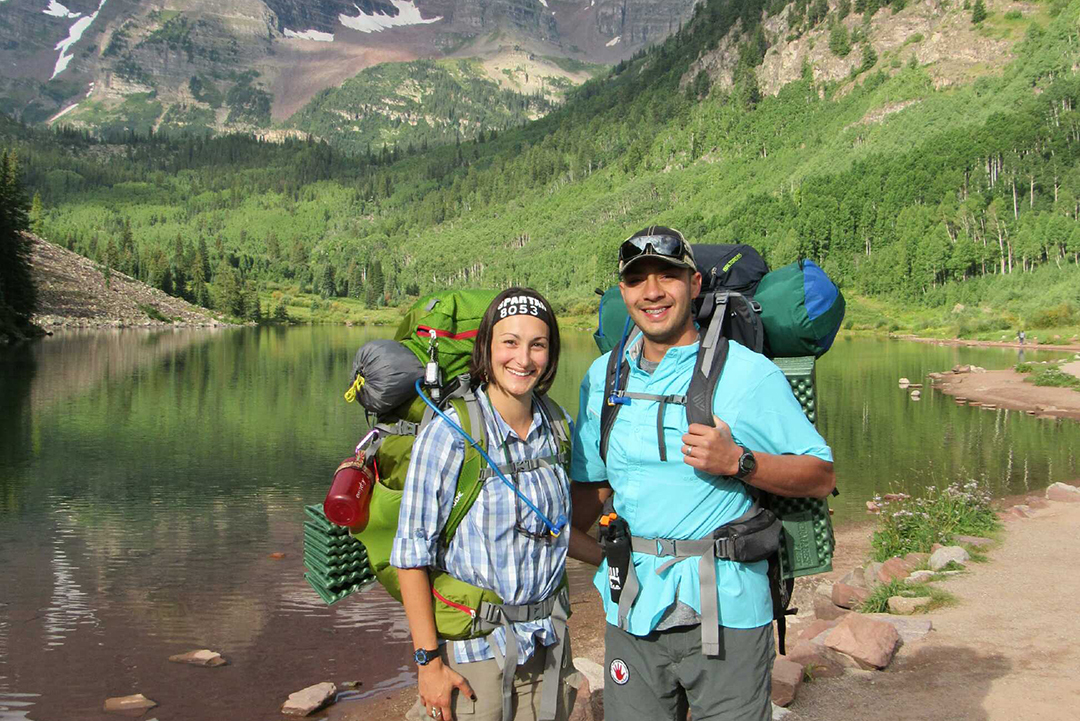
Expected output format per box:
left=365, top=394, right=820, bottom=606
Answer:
left=390, top=389, right=570, bottom=664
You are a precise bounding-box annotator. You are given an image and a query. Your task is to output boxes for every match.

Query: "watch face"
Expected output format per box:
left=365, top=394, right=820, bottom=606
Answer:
left=414, top=648, right=435, bottom=665
left=738, top=449, right=756, bottom=477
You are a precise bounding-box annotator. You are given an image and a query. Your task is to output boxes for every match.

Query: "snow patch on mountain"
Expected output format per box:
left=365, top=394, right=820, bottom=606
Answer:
left=284, top=28, right=335, bottom=42
left=52, top=0, right=106, bottom=79
left=43, top=1, right=81, bottom=18
left=538, top=0, right=548, bottom=7
left=606, top=35, right=620, bottom=47
left=339, top=0, right=442, bottom=34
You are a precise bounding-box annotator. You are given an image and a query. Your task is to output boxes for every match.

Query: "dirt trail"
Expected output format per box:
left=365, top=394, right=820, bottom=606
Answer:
left=791, top=501, right=1080, bottom=721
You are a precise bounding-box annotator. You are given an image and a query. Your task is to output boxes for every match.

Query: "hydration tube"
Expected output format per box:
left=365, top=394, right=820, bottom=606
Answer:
left=413, top=379, right=568, bottom=537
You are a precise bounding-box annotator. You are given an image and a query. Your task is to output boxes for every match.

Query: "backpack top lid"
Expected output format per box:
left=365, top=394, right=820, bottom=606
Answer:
left=755, top=259, right=845, bottom=358
left=691, top=244, right=770, bottom=297
left=394, top=289, right=498, bottom=382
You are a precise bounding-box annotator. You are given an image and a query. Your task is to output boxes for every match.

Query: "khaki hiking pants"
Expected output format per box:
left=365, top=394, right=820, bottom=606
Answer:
left=405, top=638, right=576, bottom=721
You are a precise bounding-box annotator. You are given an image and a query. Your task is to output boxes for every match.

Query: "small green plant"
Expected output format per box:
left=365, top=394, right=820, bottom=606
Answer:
left=1014, top=362, right=1033, bottom=373
left=971, top=0, right=987, bottom=24
left=1027, top=367, right=1080, bottom=389
left=870, top=481, right=1000, bottom=561
left=138, top=303, right=170, bottom=322
left=903, top=33, right=924, bottom=45
left=1003, top=9, right=1022, bottom=20
left=860, top=579, right=956, bottom=613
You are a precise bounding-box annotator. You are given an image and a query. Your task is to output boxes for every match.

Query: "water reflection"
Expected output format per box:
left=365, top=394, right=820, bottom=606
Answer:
left=0, top=328, right=1076, bottom=720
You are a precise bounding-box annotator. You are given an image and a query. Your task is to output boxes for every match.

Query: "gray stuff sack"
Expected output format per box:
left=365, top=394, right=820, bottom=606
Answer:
left=350, top=339, right=425, bottom=415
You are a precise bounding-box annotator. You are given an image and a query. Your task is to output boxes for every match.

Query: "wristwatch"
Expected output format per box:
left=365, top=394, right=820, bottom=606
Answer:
left=414, top=647, right=440, bottom=666
left=733, top=446, right=757, bottom=481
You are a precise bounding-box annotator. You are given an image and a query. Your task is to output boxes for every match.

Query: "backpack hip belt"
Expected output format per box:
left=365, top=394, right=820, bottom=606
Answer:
left=608, top=505, right=781, bottom=656
left=473, top=586, right=570, bottom=721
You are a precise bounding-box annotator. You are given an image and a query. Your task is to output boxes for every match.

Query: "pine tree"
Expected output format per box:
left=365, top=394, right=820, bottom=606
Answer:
left=29, top=192, right=45, bottom=236
left=0, top=151, right=36, bottom=328
left=971, top=0, right=987, bottom=23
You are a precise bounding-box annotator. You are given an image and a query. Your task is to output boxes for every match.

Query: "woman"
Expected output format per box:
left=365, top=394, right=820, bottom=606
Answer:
left=390, top=287, right=574, bottom=721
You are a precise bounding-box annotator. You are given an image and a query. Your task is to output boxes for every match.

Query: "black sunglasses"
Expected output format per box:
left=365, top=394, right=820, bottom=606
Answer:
left=618, top=234, right=687, bottom=264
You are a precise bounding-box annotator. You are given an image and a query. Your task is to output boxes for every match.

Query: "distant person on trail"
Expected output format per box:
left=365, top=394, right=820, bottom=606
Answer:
left=392, top=288, right=577, bottom=721
left=567, top=227, right=835, bottom=720
left=1018, top=330, right=1026, bottom=345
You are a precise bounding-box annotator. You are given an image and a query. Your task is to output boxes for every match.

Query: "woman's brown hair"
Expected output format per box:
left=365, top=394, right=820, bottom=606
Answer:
left=470, top=287, right=561, bottom=397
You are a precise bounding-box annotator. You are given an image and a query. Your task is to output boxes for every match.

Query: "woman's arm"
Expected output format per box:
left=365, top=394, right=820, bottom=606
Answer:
left=398, top=567, right=475, bottom=721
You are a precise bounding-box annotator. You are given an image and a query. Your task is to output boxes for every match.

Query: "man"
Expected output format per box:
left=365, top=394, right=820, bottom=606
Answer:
left=568, top=227, right=835, bottom=720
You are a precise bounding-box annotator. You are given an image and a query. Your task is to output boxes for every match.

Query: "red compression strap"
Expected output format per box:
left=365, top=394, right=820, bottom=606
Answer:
left=416, top=326, right=479, bottom=340
left=431, top=587, right=476, bottom=617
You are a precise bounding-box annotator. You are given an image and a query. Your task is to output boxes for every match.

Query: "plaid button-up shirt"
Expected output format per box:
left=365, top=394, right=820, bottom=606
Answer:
left=390, top=389, right=571, bottom=664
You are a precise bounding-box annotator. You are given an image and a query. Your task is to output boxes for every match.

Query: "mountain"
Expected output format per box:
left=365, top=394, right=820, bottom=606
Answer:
left=0, top=0, right=697, bottom=140
left=6, top=0, right=1080, bottom=336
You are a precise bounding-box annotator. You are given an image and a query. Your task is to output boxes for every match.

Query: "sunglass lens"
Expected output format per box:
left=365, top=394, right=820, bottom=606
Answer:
left=620, top=235, right=683, bottom=263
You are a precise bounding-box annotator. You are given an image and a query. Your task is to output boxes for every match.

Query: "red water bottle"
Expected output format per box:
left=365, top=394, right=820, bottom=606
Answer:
left=323, top=452, right=376, bottom=532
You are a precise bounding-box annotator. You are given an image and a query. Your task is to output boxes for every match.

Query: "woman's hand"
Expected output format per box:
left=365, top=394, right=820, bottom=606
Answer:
left=418, top=658, right=475, bottom=721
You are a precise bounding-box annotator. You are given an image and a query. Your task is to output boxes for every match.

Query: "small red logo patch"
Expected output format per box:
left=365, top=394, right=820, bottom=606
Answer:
left=609, top=658, right=630, bottom=686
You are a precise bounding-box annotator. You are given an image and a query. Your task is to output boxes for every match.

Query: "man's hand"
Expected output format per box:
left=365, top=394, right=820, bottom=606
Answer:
left=418, top=658, right=475, bottom=721
left=681, top=415, right=741, bottom=477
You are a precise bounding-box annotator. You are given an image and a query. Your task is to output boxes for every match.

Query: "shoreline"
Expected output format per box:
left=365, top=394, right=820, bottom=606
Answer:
left=894, top=333, right=1080, bottom=353
left=926, top=362, right=1080, bottom=421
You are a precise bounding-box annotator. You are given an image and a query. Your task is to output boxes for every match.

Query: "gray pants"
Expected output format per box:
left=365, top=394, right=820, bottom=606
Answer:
left=603, top=622, right=774, bottom=721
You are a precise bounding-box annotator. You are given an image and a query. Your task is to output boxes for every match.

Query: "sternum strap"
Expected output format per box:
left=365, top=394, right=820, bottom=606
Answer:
left=618, top=392, right=686, bottom=461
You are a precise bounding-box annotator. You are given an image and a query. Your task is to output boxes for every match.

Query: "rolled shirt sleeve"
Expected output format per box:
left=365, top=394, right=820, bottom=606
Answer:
left=570, top=354, right=610, bottom=483
left=390, top=413, right=466, bottom=569
left=727, top=366, right=833, bottom=463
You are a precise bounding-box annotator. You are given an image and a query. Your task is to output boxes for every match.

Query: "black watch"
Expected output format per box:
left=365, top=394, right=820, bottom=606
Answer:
left=734, top=446, right=757, bottom=481
left=414, top=647, right=440, bottom=666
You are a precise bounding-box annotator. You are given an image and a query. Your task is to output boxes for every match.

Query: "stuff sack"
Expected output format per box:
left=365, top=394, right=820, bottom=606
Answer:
left=346, top=339, right=425, bottom=415
left=594, top=286, right=631, bottom=356
left=692, top=243, right=769, bottom=297
left=755, top=259, right=845, bottom=358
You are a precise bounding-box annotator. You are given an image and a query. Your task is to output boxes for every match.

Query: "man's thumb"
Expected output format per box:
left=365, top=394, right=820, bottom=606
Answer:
left=712, top=415, right=731, bottom=432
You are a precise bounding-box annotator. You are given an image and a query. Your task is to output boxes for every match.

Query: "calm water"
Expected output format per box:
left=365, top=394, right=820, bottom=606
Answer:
left=0, top=328, right=1076, bottom=720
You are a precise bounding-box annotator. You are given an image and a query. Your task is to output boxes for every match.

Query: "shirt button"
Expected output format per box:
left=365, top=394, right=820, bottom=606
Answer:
left=414, top=529, right=426, bottom=539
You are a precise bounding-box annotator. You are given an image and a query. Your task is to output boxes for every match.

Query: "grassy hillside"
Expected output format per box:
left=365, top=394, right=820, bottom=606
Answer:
left=285, top=56, right=602, bottom=154
left=5, top=0, right=1080, bottom=341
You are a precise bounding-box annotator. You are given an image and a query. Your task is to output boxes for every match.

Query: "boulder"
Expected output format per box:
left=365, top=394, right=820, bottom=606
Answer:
left=771, top=657, right=804, bottom=707
left=282, top=682, right=337, bottom=717
left=772, top=703, right=793, bottom=720
left=953, top=535, right=993, bottom=548
left=930, top=543, right=944, bottom=552
left=863, top=562, right=884, bottom=589
left=814, top=581, right=835, bottom=600
left=785, top=643, right=845, bottom=679
left=887, top=596, right=932, bottom=615
left=104, top=695, right=157, bottom=714
left=929, top=546, right=969, bottom=571
left=571, top=659, right=604, bottom=700
left=1025, top=496, right=1050, bottom=509
left=566, top=667, right=602, bottom=721
left=877, top=557, right=913, bottom=583
left=838, top=567, right=866, bottom=589
left=898, top=377, right=910, bottom=386
left=168, top=649, right=227, bottom=667
left=864, top=614, right=934, bottom=644
left=798, top=618, right=839, bottom=642
left=906, top=570, right=935, bottom=584
left=824, top=614, right=902, bottom=670
left=1046, top=482, right=1080, bottom=503
left=813, top=595, right=851, bottom=621
left=903, top=552, right=930, bottom=567
left=831, top=583, right=870, bottom=610
left=882, top=493, right=910, bottom=502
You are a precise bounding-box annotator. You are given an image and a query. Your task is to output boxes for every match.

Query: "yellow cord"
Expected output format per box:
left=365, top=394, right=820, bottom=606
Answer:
left=344, top=375, right=365, bottom=403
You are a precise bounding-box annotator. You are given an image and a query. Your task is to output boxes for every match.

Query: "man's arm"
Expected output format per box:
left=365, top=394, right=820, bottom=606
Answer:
left=682, top=416, right=835, bottom=498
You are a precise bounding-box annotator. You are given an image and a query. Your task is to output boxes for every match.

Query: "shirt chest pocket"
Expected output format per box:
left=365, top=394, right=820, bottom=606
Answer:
left=656, top=401, right=689, bottom=463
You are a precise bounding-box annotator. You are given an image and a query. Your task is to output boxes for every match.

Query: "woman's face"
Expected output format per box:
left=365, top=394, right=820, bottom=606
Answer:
left=488, top=314, right=550, bottom=400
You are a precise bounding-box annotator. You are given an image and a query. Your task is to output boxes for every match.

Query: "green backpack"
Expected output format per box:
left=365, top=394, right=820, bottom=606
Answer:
left=350, top=289, right=571, bottom=640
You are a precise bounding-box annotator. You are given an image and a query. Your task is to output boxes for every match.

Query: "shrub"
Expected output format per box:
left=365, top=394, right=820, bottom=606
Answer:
left=1003, top=9, right=1022, bottom=20
left=1027, top=367, right=1080, bottom=389
left=1014, top=362, right=1033, bottom=373
left=870, top=481, right=999, bottom=561
left=138, top=303, right=171, bottom=322
left=1029, top=302, right=1076, bottom=328
left=859, top=578, right=955, bottom=613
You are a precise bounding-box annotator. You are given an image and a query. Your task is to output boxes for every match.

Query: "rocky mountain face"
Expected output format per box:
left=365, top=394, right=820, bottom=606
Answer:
left=0, top=0, right=699, bottom=137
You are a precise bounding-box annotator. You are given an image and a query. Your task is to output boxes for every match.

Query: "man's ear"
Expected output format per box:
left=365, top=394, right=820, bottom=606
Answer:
left=690, top=270, right=703, bottom=300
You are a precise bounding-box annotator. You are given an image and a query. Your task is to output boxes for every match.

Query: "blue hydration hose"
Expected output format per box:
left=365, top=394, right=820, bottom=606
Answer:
left=414, top=380, right=568, bottom=537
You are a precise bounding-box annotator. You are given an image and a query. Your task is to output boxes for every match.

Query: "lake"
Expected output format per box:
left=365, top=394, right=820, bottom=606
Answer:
left=1, top=327, right=1076, bottom=720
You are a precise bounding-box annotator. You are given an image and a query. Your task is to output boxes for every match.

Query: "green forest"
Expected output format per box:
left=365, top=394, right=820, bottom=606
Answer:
left=2, top=0, right=1080, bottom=339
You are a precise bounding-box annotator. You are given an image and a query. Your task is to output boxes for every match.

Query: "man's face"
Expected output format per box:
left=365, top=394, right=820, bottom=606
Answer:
left=619, top=257, right=702, bottom=346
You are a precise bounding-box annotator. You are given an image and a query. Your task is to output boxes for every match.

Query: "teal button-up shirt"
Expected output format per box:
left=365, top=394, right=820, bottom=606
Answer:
left=571, top=336, right=833, bottom=635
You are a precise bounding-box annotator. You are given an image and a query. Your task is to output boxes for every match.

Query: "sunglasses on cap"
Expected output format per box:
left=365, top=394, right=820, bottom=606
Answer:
left=618, top=234, right=687, bottom=263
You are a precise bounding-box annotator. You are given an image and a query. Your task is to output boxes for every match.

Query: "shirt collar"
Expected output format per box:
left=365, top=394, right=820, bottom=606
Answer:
left=623, top=330, right=701, bottom=371
left=477, top=386, right=545, bottom=443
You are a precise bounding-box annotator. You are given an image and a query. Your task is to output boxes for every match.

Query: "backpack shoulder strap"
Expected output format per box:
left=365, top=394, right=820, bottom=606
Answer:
left=439, top=388, right=487, bottom=545
left=685, top=313, right=731, bottom=428
left=537, top=394, right=572, bottom=465
left=599, top=344, right=632, bottom=465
